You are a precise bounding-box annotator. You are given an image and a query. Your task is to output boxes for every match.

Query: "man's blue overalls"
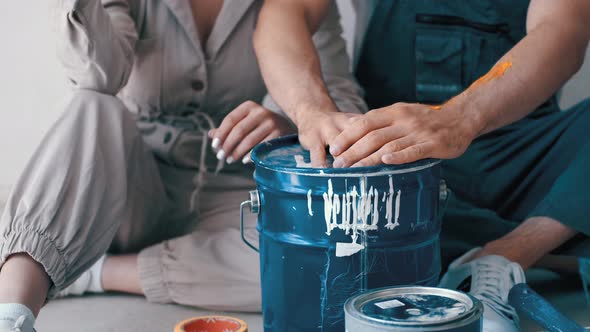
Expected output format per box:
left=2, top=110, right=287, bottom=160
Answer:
left=356, top=0, right=590, bottom=265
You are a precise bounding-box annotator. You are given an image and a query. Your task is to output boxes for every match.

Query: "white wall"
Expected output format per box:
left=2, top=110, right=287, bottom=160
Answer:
left=0, top=1, right=588, bottom=192
left=0, top=2, right=68, bottom=191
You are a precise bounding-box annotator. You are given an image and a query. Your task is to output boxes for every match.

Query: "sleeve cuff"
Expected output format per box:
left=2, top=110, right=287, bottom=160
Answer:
left=138, top=243, right=174, bottom=304
left=57, top=0, right=93, bottom=12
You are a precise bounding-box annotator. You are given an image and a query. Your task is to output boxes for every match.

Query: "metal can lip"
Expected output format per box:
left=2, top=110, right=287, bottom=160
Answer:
left=252, top=135, right=441, bottom=177
left=345, top=286, right=483, bottom=329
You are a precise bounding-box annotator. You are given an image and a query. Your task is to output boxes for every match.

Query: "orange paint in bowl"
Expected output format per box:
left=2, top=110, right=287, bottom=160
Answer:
left=174, top=316, right=248, bottom=332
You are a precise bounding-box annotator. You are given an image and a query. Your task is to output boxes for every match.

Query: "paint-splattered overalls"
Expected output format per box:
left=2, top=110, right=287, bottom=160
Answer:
left=356, top=0, right=590, bottom=263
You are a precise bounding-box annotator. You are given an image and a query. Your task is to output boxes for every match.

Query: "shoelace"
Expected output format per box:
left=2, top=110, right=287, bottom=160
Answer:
left=471, top=260, right=526, bottom=323
left=11, top=316, right=25, bottom=332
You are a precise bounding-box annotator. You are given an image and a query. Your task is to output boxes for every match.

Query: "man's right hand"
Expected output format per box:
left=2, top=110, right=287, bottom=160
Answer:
left=296, top=110, right=359, bottom=167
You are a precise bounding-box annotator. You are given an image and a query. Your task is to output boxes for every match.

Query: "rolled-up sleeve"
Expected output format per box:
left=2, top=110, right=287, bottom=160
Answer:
left=53, top=0, right=138, bottom=95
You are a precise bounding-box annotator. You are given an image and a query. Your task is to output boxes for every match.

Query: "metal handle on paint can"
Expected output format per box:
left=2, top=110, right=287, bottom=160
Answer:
left=240, top=190, right=260, bottom=252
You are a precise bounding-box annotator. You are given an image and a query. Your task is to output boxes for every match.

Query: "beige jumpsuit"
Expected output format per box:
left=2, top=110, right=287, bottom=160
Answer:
left=0, top=0, right=366, bottom=311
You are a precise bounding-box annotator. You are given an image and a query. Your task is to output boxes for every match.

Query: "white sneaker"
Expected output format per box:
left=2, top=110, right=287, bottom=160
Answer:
left=56, top=255, right=105, bottom=298
left=6, top=316, right=33, bottom=332
left=0, top=304, right=35, bottom=332
left=439, top=248, right=526, bottom=332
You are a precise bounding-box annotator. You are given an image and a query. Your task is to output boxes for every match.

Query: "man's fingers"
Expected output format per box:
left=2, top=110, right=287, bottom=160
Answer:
left=332, top=127, right=404, bottom=168
left=309, top=144, right=328, bottom=168
left=212, top=101, right=255, bottom=149
left=329, top=115, right=386, bottom=157
left=350, top=137, right=414, bottom=168
left=382, top=142, right=434, bottom=165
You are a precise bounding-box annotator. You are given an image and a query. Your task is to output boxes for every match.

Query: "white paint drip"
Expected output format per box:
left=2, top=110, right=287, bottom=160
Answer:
left=294, top=155, right=313, bottom=168
left=372, top=187, right=379, bottom=230
left=312, top=175, right=403, bottom=254
left=322, top=179, right=334, bottom=235
left=335, top=242, right=365, bottom=257
left=394, top=189, right=401, bottom=229
left=331, top=193, right=341, bottom=232
left=385, top=176, right=400, bottom=230
left=350, top=186, right=359, bottom=242
left=307, top=189, right=314, bottom=216
left=385, top=176, right=393, bottom=228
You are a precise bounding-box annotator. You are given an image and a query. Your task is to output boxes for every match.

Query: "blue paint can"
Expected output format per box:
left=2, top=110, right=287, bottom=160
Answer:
left=240, top=136, right=446, bottom=331
left=344, top=286, right=483, bottom=331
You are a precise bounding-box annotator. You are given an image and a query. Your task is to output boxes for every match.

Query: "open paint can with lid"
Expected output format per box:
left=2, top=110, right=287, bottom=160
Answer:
left=345, top=286, right=483, bottom=331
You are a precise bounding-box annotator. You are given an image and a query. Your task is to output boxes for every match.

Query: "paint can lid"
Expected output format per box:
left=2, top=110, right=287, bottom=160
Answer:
left=251, top=135, right=439, bottom=176
left=345, top=286, right=483, bottom=328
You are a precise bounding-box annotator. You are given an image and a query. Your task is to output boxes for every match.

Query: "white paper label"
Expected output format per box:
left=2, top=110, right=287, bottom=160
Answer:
left=335, top=242, right=365, bottom=257
left=374, top=299, right=405, bottom=310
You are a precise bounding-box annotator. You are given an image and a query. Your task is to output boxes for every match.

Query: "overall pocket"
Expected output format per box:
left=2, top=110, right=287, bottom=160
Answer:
left=415, top=14, right=511, bottom=104
left=415, top=29, right=463, bottom=104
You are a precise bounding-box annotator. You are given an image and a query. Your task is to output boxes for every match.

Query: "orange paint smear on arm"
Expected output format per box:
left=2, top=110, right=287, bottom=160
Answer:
left=471, top=60, right=513, bottom=88
left=427, top=59, right=512, bottom=111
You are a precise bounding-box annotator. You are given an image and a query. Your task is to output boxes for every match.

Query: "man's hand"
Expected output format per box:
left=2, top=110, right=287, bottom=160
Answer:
left=209, top=101, right=296, bottom=164
left=296, top=109, right=359, bottom=167
left=329, top=103, right=479, bottom=167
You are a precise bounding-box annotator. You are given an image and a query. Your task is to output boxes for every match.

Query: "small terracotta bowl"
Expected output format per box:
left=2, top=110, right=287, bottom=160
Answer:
left=174, top=316, right=248, bottom=332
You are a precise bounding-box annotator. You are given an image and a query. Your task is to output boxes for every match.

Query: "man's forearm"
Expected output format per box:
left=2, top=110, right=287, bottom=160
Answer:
left=254, top=0, right=337, bottom=126
left=451, top=5, right=590, bottom=137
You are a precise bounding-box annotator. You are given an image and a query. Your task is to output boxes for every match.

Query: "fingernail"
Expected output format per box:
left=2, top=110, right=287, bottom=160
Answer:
left=216, top=149, right=225, bottom=160
left=329, top=145, right=340, bottom=156
left=212, top=138, right=221, bottom=150
left=242, top=155, right=252, bottom=164
left=226, top=156, right=234, bottom=164
left=333, top=158, right=344, bottom=168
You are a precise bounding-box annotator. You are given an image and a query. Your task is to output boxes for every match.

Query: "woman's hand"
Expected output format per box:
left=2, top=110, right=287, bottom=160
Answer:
left=328, top=102, right=478, bottom=167
left=209, top=101, right=297, bottom=164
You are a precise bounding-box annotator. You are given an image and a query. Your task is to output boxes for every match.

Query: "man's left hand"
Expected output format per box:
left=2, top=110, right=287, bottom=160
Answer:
left=328, top=102, right=479, bottom=167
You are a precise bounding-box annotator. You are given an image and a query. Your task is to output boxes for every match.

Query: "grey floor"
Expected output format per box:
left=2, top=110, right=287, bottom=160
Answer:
left=32, top=269, right=588, bottom=332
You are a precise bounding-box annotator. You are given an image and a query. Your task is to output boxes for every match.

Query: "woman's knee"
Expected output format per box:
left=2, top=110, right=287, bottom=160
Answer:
left=60, top=89, right=135, bottom=128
